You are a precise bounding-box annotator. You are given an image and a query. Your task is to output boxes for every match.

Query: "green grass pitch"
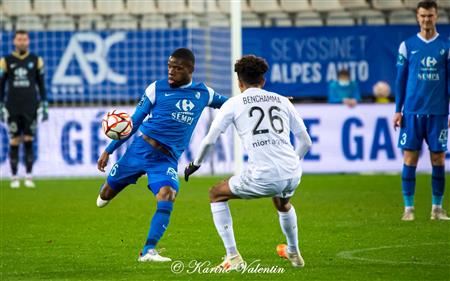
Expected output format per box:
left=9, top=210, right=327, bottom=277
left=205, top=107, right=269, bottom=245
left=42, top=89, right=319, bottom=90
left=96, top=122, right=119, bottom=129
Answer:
left=1, top=174, right=449, bottom=281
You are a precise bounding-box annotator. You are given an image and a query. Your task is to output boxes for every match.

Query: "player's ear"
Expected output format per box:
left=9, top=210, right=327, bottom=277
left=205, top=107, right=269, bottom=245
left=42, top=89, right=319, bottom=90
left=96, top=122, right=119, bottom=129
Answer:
left=260, top=77, right=266, bottom=88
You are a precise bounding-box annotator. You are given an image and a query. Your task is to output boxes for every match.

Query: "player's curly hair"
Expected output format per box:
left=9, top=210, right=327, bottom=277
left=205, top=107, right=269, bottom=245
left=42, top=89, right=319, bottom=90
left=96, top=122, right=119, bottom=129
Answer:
left=234, top=55, right=269, bottom=86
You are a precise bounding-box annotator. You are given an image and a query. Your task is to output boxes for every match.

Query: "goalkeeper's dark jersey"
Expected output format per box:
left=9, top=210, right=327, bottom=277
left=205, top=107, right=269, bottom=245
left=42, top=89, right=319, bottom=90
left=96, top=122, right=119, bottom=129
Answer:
left=0, top=51, right=46, bottom=114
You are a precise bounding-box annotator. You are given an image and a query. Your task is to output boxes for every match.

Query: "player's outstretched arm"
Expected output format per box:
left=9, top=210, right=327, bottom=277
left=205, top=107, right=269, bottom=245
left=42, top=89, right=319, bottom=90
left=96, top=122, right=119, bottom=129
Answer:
left=185, top=99, right=234, bottom=181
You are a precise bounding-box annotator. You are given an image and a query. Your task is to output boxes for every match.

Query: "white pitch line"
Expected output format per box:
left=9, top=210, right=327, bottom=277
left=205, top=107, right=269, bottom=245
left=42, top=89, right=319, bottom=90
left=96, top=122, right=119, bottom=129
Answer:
left=337, top=242, right=450, bottom=266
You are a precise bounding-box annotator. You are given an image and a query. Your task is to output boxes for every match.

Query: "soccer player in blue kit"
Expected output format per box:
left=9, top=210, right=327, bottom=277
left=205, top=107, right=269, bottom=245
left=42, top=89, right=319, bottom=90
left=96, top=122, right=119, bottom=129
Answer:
left=394, top=1, right=449, bottom=221
left=96, top=48, right=228, bottom=261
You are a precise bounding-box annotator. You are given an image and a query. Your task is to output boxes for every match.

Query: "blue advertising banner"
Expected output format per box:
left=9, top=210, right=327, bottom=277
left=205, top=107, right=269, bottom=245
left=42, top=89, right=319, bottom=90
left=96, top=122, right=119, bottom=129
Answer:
left=1, top=25, right=449, bottom=101
left=243, top=25, right=450, bottom=97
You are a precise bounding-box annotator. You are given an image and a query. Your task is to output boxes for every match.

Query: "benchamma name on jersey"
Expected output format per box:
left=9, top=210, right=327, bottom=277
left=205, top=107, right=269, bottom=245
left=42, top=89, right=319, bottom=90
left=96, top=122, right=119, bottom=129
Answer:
left=243, top=94, right=281, bottom=104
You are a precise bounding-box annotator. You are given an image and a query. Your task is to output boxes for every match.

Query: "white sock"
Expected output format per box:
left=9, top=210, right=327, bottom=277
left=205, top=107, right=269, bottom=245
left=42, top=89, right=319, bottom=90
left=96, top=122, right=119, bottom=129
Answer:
left=210, top=202, right=238, bottom=257
left=278, top=205, right=299, bottom=254
left=96, top=195, right=110, bottom=208
left=432, top=204, right=442, bottom=211
left=405, top=206, right=414, bottom=212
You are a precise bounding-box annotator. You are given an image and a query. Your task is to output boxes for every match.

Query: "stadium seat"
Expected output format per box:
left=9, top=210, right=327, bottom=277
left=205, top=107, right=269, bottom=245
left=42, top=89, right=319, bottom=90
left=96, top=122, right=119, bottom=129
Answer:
left=109, top=14, right=138, bottom=29
left=216, top=0, right=252, bottom=14
left=437, top=10, right=449, bottom=23
left=326, top=11, right=355, bottom=26
left=3, top=0, right=34, bottom=16
left=295, top=12, right=323, bottom=26
left=127, top=0, right=159, bottom=15
left=279, top=0, right=312, bottom=13
left=96, top=0, right=125, bottom=15
left=310, top=0, right=344, bottom=12
left=34, top=0, right=65, bottom=15
left=47, top=15, right=76, bottom=30
left=372, top=0, right=405, bottom=10
left=389, top=10, right=417, bottom=24
left=351, top=9, right=386, bottom=25
left=340, top=0, right=370, bottom=10
left=207, top=13, right=230, bottom=27
left=188, top=0, right=222, bottom=15
left=168, top=14, right=201, bottom=28
left=265, top=12, right=294, bottom=27
left=16, top=15, right=45, bottom=30
left=248, top=0, right=282, bottom=13
left=78, top=15, right=107, bottom=30
left=158, top=0, right=188, bottom=14
left=403, top=0, right=419, bottom=9
left=1, top=15, right=13, bottom=31
left=242, top=12, right=262, bottom=27
left=437, top=0, right=450, bottom=9
left=141, top=14, right=168, bottom=29
left=66, top=0, right=95, bottom=15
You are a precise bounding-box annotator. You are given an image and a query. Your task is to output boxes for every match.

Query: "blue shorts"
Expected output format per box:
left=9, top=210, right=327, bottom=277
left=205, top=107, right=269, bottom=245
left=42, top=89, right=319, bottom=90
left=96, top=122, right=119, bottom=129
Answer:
left=398, top=114, right=448, bottom=152
left=107, top=136, right=179, bottom=195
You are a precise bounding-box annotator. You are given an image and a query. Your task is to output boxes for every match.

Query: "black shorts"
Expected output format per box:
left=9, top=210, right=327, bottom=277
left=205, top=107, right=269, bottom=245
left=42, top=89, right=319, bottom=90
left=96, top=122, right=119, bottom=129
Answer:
left=7, top=113, right=37, bottom=137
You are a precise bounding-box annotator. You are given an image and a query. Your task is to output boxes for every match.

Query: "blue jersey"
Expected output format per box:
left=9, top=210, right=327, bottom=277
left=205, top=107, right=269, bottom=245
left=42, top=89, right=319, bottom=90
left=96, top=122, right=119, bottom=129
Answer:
left=395, top=33, right=450, bottom=115
left=105, top=79, right=228, bottom=159
left=327, top=80, right=361, bottom=104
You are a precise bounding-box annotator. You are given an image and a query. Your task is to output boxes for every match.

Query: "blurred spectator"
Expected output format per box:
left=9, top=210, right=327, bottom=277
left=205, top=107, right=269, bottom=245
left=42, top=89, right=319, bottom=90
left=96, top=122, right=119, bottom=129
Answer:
left=373, top=81, right=391, bottom=103
left=328, top=69, right=361, bottom=107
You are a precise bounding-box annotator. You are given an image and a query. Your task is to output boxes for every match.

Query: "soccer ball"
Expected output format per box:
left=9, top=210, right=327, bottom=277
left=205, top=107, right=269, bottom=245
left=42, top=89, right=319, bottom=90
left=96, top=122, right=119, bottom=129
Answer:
left=102, top=110, right=133, bottom=140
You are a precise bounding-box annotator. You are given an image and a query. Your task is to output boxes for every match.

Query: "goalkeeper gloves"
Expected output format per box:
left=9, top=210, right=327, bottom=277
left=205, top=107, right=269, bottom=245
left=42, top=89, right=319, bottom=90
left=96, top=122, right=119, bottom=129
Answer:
left=38, top=101, right=49, bottom=122
left=0, top=103, right=8, bottom=123
left=184, top=162, right=200, bottom=182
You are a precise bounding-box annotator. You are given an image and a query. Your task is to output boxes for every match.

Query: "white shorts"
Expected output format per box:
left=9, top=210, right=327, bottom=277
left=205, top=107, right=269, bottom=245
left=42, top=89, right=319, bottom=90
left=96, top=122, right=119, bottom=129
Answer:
left=228, top=170, right=301, bottom=199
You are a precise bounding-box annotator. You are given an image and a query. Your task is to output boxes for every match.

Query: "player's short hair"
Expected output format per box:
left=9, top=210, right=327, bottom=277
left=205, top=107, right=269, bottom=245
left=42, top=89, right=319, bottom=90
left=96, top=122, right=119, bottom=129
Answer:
left=234, top=55, right=269, bottom=86
left=338, top=69, right=350, bottom=77
left=170, top=48, right=195, bottom=66
left=14, top=30, right=28, bottom=38
left=417, top=0, right=438, bottom=11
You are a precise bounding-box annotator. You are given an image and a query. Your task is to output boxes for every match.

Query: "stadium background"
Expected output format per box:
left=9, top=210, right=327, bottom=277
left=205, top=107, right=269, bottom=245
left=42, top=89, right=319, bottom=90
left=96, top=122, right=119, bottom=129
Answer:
left=1, top=1, right=449, bottom=281
left=1, top=0, right=449, bottom=177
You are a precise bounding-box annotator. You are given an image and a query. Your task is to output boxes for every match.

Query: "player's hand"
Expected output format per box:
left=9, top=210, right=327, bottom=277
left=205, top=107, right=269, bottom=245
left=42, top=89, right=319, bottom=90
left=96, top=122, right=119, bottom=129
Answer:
left=393, top=112, right=402, bottom=130
left=97, top=151, right=110, bottom=172
left=0, top=103, right=8, bottom=123
left=39, top=101, right=49, bottom=122
left=184, top=162, right=200, bottom=182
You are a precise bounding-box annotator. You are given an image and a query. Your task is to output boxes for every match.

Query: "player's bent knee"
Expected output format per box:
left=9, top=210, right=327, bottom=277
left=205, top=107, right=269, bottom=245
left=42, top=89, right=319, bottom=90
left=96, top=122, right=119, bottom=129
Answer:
left=156, top=186, right=176, bottom=201
left=10, top=137, right=20, bottom=146
left=273, top=197, right=291, bottom=212
left=430, top=152, right=445, bottom=166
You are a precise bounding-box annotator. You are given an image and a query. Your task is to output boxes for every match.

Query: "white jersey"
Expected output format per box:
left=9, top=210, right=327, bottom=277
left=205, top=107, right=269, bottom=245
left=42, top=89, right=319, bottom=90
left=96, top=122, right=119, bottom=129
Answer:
left=209, top=88, right=308, bottom=180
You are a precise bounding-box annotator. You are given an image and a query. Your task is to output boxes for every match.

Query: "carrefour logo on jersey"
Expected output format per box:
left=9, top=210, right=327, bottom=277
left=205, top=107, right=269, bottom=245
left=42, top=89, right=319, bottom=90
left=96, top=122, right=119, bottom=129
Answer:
left=418, top=56, right=440, bottom=81
left=172, top=99, right=195, bottom=125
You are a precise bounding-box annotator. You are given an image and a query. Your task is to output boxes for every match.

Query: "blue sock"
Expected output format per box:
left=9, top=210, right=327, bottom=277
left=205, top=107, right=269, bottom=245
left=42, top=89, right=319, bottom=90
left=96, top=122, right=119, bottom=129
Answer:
left=402, top=164, right=416, bottom=207
left=142, top=201, right=173, bottom=254
left=432, top=165, right=445, bottom=206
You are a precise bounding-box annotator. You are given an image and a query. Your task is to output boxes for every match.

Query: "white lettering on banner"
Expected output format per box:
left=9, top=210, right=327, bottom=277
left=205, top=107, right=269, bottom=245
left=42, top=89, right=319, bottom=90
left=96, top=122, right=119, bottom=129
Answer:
left=0, top=105, right=447, bottom=178
left=52, top=32, right=127, bottom=88
left=270, top=61, right=369, bottom=84
left=271, top=36, right=368, bottom=61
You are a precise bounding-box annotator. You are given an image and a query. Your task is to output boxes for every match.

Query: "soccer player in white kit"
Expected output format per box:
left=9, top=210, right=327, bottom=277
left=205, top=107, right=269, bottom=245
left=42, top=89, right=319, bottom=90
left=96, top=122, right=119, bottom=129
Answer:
left=184, top=55, right=312, bottom=270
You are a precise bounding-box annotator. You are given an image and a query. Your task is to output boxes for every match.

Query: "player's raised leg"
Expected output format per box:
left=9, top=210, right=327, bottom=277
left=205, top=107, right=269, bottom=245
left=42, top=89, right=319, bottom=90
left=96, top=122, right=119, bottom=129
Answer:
left=9, top=136, right=20, bottom=188
left=209, top=179, right=244, bottom=271
left=138, top=185, right=175, bottom=262
left=430, top=151, right=449, bottom=220
left=273, top=197, right=305, bottom=267
left=401, top=150, right=419, bottom=221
